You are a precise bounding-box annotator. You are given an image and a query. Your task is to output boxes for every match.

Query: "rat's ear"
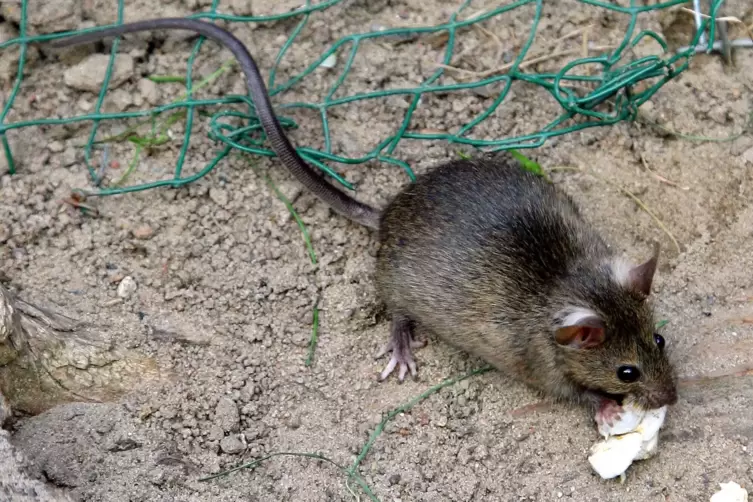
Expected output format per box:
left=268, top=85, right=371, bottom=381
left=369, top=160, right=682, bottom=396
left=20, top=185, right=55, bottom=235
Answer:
left=627, top=244, right=660, bottom=298
left=554, top=309, right=606, bottom=349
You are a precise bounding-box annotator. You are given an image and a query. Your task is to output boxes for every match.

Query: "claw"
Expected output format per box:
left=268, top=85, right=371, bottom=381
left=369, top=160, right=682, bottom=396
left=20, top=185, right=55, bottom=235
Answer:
left=398, top=362, right=408, bottom=382
left=379, top=356, right=398, bottom=381
left=376, top=315, right=425, bottom=382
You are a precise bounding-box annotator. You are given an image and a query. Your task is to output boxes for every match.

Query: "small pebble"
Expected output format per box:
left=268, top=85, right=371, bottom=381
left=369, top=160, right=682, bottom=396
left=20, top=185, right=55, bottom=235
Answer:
left=138, top=78, right=161, bottom=106
left=107, top=89, right=133, bottom=112
left=215, top=397, right=241, bottom=433
left=117, top=276, right=137, bottom=298
left=132, top=225, right=154, bottom=240
left=219, top=435, right=245, bottom=455
left=209, top=187, right=229, bottom=206
left=47, top=141, right=64, bottom=153
left=63, top=54, right=134, bottom=93
left=150, top=470, right=166, bottom=486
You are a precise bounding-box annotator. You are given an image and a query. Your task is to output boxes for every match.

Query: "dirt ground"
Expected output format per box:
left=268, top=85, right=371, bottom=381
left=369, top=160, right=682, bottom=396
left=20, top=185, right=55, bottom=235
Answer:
left=1, top=0, right=753, bottom=501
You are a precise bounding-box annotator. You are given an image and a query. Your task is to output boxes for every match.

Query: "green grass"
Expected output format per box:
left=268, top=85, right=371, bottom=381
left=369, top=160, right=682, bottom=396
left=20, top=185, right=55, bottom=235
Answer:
left=146, top=75, right=187, bottom=84
left=457, top=148, right=550, bottom=181
left=91, top=60, right=236, bottom=187
left=199, top=364, right=494, bottom=501
left=509, top=149, right=544, bottom=177
left=305, top=301, right=320, bottom=367
left=241, top=156, right=320, bottom=366
left=254, top=167, right=318, bottom=266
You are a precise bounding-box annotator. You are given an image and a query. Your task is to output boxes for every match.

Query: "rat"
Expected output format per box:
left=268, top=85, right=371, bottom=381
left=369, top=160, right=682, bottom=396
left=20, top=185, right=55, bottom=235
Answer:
left=48, top=18, right=678, bottom=425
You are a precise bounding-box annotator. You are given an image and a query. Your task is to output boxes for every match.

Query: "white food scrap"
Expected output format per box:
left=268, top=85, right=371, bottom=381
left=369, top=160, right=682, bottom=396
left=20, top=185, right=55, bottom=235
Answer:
left=588, top=402, right=668, bottom=480
left=710, top=481, right=749, bottom=502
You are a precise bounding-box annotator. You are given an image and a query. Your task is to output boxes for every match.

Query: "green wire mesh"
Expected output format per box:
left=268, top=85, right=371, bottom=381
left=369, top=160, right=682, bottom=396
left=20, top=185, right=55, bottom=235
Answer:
left=0, top=0, right=725, bottom=196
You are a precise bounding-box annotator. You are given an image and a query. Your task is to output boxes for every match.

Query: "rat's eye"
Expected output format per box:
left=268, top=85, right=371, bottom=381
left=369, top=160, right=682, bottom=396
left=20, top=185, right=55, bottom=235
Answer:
left=617, top=365, right=641, bottom=383
left=653, top=333, right=665, bottom=350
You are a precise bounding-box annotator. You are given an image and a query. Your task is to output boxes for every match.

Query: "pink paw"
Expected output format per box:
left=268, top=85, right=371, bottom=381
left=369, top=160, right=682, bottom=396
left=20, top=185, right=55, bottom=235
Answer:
left=595, top=399, right=623, bottom=428
left=376, top=337, right=426, bottom=382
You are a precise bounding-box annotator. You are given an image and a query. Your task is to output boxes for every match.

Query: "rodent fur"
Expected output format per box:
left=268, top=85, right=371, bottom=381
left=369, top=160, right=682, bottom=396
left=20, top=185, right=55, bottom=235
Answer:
left=377, top=157, right=676, bottom=411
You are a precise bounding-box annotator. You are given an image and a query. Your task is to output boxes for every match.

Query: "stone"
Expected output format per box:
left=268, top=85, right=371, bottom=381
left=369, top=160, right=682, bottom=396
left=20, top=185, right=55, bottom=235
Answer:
left=132, top=225, right=154, bottom=240
left=137, top=78, right=161, bottom=106
left=219, top=435, right=245, bottom=454
left=63, top=54, right=134, bottom=93
left=215, top=397, right=240, bottom=433
left=117, top=276, right=137, bottom=299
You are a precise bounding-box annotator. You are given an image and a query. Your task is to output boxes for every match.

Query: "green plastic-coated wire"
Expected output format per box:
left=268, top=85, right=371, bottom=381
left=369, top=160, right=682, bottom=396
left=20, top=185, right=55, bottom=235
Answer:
left=0, top=0, right=724, bottom=196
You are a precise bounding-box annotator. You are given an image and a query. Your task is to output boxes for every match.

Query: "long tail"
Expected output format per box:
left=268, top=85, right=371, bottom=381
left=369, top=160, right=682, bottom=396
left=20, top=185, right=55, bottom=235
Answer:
left=49, top=18, right=381, bottom=229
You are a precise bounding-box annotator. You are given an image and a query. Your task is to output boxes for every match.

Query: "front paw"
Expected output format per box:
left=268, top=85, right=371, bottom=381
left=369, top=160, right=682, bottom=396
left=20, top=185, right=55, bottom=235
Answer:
left=595, top=399, right=624, bottom=428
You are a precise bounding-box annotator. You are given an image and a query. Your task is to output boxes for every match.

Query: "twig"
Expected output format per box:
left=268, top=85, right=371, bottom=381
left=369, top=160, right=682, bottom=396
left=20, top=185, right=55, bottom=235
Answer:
left=594, top=175, right=680, bottom=254
left=438, top=45, right=615, bottom=79
left=680, top=8, right=753, bottom=43
left=678, top=8, right=753, bottom=54
left=437, top=25, right=595, bottom=79
left=510, top=401, right=551, bottom=417
left=61, top=195, right=99, bottom=216
left=639, top=153, right=689, bottom=190
left=472, top=23, right=505, bottom=62
left=546, top=26, right=591, bottom=47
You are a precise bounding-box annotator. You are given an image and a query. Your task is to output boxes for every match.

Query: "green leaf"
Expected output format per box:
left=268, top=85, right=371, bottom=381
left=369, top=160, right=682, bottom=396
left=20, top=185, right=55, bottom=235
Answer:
left=509, top=149, right=543, bottom=176
left=146, top=75, right=187, bottom=84
left=655, top=319, right=669, bottom=330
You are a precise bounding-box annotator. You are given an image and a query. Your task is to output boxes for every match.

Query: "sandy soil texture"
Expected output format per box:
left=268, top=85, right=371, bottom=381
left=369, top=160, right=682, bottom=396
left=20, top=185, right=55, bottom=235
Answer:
left=1, top=0, right=753, bottom=500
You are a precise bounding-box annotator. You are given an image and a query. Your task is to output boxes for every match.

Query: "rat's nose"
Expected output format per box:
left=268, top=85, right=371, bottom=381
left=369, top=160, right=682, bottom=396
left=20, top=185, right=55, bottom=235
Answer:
left=647, top=386, right=678, bottom=408
left=662, top=386, right=678, bottom=406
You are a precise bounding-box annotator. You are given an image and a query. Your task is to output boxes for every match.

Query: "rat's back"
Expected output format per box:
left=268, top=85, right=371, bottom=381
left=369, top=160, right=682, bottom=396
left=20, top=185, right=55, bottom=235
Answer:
left=376, top=157, right=611, bottom=371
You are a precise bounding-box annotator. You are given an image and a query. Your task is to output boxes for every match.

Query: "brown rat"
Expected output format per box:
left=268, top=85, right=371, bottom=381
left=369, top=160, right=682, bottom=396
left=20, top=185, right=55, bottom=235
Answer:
left=376, top=158, right=677, bottom=424
left=47, top=18, right=678, bottom=424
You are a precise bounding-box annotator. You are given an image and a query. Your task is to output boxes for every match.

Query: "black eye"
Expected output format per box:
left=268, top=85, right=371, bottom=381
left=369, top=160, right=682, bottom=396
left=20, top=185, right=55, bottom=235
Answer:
left=653, top=333, right=665, bottom=350
left=617, top=365, right=641, bottom=383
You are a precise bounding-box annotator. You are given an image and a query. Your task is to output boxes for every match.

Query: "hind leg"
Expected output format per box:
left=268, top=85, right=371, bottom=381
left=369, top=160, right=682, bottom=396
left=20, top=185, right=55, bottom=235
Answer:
left=376, top=314, right=427, bottom=382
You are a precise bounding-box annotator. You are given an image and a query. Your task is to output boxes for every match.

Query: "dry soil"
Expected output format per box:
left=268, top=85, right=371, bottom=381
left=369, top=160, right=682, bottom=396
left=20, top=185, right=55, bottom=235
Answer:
left=1, top=0, right=753, bottom=501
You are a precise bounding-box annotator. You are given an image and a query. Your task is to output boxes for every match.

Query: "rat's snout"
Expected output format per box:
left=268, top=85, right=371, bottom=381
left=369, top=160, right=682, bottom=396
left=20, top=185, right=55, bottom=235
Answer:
left=644, top=384, right=678, bottom=408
